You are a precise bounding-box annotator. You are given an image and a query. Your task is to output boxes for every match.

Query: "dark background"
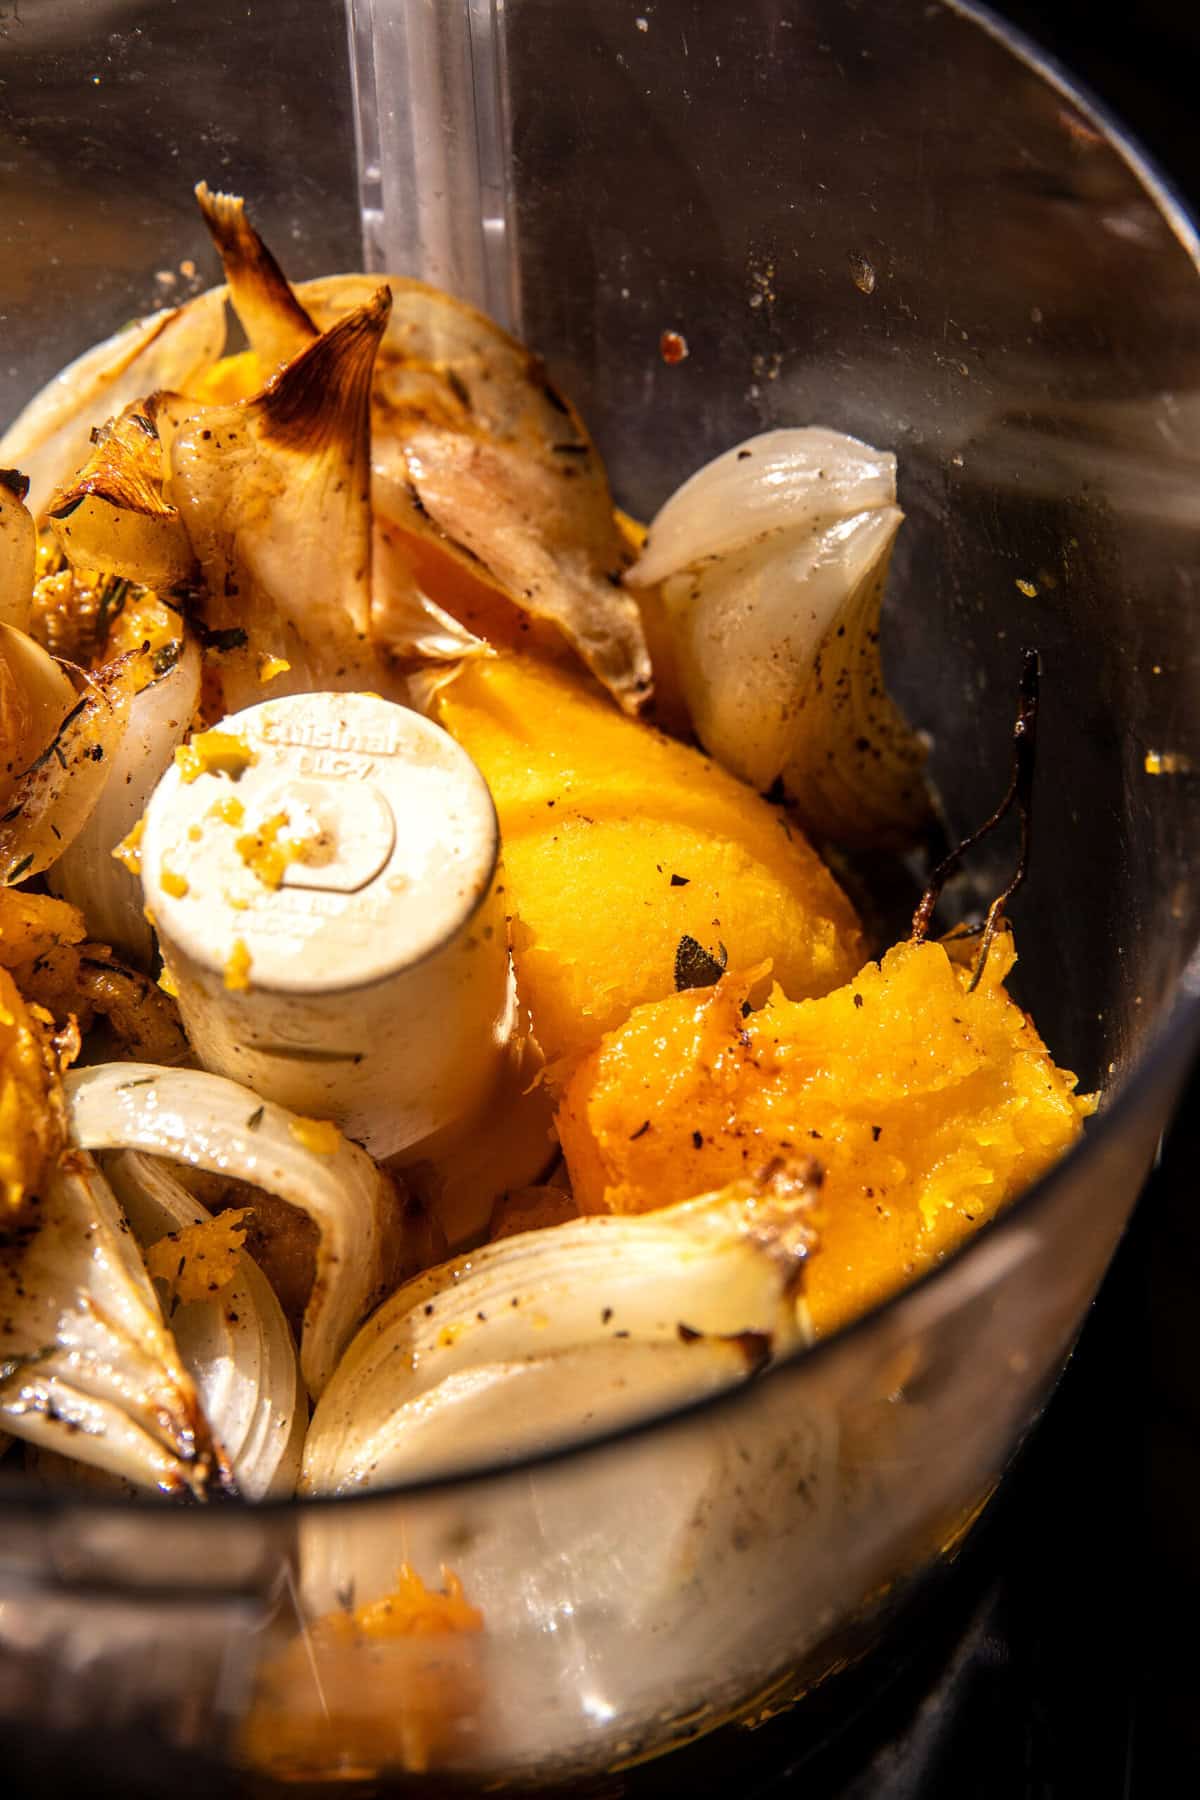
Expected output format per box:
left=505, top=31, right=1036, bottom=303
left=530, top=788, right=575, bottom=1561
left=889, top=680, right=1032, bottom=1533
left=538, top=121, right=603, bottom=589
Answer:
left=632, top=6, right=1200, bottom=1794
left=848, top=9, right=1200, bottom=1789
left=960, top=11, right=1200, bottom=1795
left=862, top=9, right=1200, bottom=1788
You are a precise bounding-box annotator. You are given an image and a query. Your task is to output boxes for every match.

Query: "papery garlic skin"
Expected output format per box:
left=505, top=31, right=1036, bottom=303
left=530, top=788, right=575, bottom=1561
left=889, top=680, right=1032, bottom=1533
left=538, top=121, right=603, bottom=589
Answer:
left=194, top=183, right=318, bottom=374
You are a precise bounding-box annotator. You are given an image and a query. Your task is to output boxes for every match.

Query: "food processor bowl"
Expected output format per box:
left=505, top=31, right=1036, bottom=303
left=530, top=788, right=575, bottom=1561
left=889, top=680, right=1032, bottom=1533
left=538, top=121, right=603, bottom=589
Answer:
left=1, top=0, right=1197, bottom=1788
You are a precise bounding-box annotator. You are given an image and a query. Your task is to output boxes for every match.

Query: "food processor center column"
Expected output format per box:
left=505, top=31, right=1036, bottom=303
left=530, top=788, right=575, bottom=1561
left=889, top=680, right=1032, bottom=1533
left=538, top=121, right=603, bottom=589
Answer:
left=140, top=690, right=528, bottom=1186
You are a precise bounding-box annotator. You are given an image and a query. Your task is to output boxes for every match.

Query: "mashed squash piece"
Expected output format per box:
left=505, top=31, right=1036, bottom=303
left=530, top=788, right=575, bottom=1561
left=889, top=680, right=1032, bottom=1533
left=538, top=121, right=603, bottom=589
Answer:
left=184, top=348, right=263, bottom=406
left=241, top=1565, right=482, bottom=1779
left=0, top=965, right=66, bottom=1223
left=557, top=935, right=1095, bottom=1335
left=145, top=1207, right=252, bottom=1304
left=0, top=888, right=86, bottom=969
left=436, top=654, right=863, bottom=1074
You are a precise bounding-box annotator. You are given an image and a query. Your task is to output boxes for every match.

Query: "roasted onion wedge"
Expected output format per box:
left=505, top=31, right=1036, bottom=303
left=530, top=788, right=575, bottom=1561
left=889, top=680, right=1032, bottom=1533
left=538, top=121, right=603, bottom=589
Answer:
left=299, top=273, right=651, bottom=712
left=302, top=1159, right=818, bottom=1493
left=0, top=621, right=76, bottom=815
left=629, top=428, right=931, bottom=847
left=0, top=1150, right=216, bottom=1496
left=0, top=291, right=227, bottom=523
left=169, top=293, right=393, bottom=712
left=103, top=1148, right=305, bottom=1499
left=0, top=470, right=36, bottom=632
left=48, top=634, right=201, bottom=963
left=65, top=1062, right=408, bottom=1399
left=47, top=402, right=195, bottom=590
left=0, top=647, right=148, bottom=886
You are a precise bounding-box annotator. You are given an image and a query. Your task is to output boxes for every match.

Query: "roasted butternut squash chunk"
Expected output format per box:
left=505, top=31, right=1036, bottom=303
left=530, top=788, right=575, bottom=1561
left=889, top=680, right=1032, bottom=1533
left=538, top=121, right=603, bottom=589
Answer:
left=435, top=654, right=864, bottom=1074
left=0, top=964, right=66, bottom=1223
left=557, top=934, right=1095, bottom=1334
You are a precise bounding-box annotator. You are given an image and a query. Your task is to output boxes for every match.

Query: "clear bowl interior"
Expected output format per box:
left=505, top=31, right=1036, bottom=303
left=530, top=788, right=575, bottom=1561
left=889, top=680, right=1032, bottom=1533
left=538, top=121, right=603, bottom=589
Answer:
left=1, top=0, right=1198, bottom=1788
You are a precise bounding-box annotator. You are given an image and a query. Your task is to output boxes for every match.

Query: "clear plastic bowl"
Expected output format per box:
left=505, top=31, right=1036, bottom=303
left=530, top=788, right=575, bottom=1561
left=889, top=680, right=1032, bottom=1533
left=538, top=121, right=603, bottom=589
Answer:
left=1, top=0, right=1197, bottom=1787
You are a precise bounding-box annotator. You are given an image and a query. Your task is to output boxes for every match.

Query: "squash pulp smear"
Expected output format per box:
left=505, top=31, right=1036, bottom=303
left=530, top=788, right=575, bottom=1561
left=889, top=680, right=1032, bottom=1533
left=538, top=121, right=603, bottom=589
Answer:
left=0, top=185, right=1094, bottom=1779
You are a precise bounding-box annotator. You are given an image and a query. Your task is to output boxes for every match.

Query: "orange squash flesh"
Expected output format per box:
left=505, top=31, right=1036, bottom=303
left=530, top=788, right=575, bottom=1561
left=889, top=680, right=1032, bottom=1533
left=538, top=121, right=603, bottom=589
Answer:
left=435, top=654, right=865, bottom=1076
left=557, top=935, right=1095, bottom=1336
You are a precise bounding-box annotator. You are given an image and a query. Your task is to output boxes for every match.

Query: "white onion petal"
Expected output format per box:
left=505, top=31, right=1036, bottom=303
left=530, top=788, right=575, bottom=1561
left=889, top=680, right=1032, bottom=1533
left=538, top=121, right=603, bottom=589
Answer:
left=0, top=291, right=227, bottom=523
left=194, top=183, right=318, bottom=374
left=0, top=472, right=36, bottom=631
left=48, top=636, right=201, bottom=962
left=370, top=518, right=491, bottom=676
left=300, top=273, right=651, bottom=713
left=629, top=428, right=930, bottom=845
left=0, top=1151, right=214, bottom=1495
left=168, top=294, right=393, bottom=713
left=0, top=649, right=145, bottom=885
left=302, top=1160, right=817, bottom=1494
left=47, top=403, right=196, bottom=590
left=0, top=623, right=76, bottom=813
left=65, top=1062, right=407, bottom=1399
left=102, top=1148, right=305, bottom=1499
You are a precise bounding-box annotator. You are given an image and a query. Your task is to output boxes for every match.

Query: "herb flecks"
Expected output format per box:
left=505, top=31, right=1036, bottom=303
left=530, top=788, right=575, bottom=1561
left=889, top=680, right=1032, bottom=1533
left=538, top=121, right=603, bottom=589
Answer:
left=674, top=934, right=729, bottom=991
left=196, top=622, right=249, bottom=655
